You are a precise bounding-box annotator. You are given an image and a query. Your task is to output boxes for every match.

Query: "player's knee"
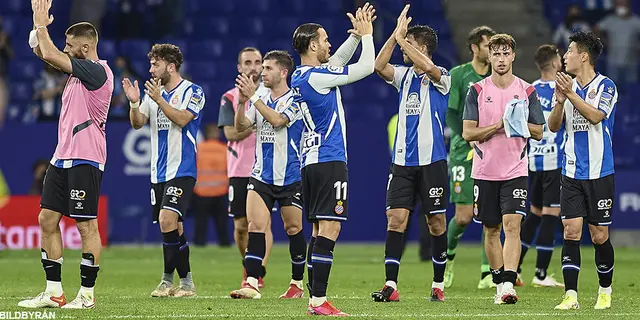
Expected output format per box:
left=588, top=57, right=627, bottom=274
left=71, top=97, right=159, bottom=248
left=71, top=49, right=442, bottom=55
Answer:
left=484, top=226, right=501, bottom=240
left=283, top=222, right=301, bottom=236
left=590, top=230, right=608, bottom=245
left=38, top=210, right=59, bottom=233
left=75, top=219, right=99, bottom=239
left=386, top=210, right=408, bottom=232
left=158, top=211, right=178, bottom=232
left=234, top=219, right=249, bottom=234
left=427, top=215, right=446, bottom=236
left=318, top=221, right=341, bottom=240
left=247, top=220, right=267, bottom=233
left=562, top=223, right=582, bottom=241
left=454, top=212, right=472, bottom=226
left=530, top=205, right=542, bottom=217
left=502, top=217, right=521, bottom=236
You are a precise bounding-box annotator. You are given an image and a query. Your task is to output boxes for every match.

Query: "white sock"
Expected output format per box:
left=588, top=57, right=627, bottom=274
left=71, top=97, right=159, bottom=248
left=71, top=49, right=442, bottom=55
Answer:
left=599, top=286, right=612, bottom=295
left=502, top=282, right=514, bottom=291
left=290, top=279, right=303, bottom=289
left=566, top=289, right=578, bottom=299
left=432, top=281, right=444, bottom=291
left=45, top=281, right=63, bottom=296
left=496, top=282, right=504, bottom=294
left=311, top=296, right=327, bottom=307
left=79, top=286, right=94, bottom=298
left=385, top=280, right=397, bottom=290
left=247, top=277, right=259, bottom=290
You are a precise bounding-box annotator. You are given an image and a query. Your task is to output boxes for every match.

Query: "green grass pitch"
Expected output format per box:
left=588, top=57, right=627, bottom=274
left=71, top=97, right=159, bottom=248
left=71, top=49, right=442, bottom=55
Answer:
left=0, top=244, right=639, bottom=319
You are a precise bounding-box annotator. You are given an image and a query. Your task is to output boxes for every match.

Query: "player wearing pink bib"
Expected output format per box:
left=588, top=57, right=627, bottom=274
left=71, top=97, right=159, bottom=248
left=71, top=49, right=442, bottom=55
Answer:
left=462, top=34, right=544, bottom=305
left=19, top=0, right=113, bottom=310
left=218, top=47, right=273, bottom=289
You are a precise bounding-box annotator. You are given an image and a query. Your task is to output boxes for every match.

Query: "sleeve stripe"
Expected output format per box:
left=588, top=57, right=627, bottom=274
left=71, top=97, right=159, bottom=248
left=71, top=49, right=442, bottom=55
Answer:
left=525, top=85, right=536, bottom=96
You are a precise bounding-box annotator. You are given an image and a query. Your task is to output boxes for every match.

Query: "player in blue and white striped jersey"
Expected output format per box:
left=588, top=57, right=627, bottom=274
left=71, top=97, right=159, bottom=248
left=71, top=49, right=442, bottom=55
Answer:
left=291, top=4, right=376, bottom=315
left=548, top=31, right=616, bottom=311
left=371, top=4, right=450, bottom=303
left=126, top=44, right=203, bottom=298
left=517, top=44, right=565, bottom=289
left=229, top=50, right=307, bottom=300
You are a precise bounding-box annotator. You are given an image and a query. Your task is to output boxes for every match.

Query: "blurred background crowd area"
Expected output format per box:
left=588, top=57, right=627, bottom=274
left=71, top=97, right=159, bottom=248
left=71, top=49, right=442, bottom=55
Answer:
left=0, top=0, right=639, bottom=166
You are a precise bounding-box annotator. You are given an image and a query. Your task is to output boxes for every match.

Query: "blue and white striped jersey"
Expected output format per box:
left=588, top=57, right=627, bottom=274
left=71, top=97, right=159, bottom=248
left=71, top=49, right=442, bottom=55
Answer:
left=139, top=79, right=205, bottom=184
left=291, top=65, right=350, bottom=167
left=387, top=65, right=450, bottom=166
left=246, top=89, right=303, bottom=186
left=562, top=73, right=616, bottom=180
left=529, top=80, right=566, bottom=171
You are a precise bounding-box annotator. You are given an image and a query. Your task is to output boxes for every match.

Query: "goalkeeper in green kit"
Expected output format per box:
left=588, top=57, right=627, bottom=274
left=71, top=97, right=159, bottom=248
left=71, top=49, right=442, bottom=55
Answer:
left=444, top=26, right=496, bottom=289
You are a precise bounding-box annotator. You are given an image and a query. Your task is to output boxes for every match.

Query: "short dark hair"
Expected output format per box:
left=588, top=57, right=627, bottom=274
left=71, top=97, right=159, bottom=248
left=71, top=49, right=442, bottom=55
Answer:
left=148, top=43, right=184, bottom=70
left=406, top=25, right=438, bottom=56
left=488, top=33, right=516, bottom=52
left=237, top=47, right=261, bottom=64
left=467, top=26, right=496, bottom=54
left=534, top=44, right=559, bottom=70
left=293, top=23, right=322, bottom=55
left=65, top=22, right=98, bottom=42
left=264, top=50, right=294, bottom=75
left=568, top=31, right=603, bottom=66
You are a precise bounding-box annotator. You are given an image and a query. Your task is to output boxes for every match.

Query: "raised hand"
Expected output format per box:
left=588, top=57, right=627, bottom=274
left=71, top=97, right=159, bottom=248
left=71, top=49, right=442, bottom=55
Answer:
left=235, top=74, right=257, bottom=104
left=122, top=78, right=141, bottom=103
left=143, top=78, right=163, bottom=103
left=32, top=0, right=54, bottom=27
left=555, top=72, right=573, bottom=104
left=347, top=2, right=376, bottom=37
left=395, top=5, right=412, bottom=42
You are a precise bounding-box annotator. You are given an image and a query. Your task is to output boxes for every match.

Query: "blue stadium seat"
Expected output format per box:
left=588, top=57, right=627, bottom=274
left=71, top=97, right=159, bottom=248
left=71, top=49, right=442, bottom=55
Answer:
left=185, top=18, right=229, bottom=37
left=119, top=40, right=152, bottom=60
left=10, top=81, right=33, bottom=102
left=185, top=61, right=218, bottom=81
left=9, top=59, right=43, bottom=81
left=187, top=39, right=224, bottom=59
left=130, top=59, right=150, bottom=79
left=99, top=39, right=118, bottom=61
left=0, top=0, right=26, bottom=14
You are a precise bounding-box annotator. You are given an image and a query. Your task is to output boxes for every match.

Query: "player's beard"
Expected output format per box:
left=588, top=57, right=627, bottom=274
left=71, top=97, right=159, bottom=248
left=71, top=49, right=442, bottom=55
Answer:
left=157, top=70, right=171, bottom=85
left=403, top=54, right=412, bottom=65
left=319, top=47, right=330, bottom=64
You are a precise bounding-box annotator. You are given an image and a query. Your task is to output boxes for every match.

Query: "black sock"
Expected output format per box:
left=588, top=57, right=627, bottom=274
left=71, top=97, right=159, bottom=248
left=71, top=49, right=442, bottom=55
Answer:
left=534, top=215, right=557, bottom=280
left=41, top=249, right=62, bottom=282
left=431, top=232, right=447, bottom=283
left=561, top=239, right=581, bottom=292
left=245, top=232, right=266, bottom=281
left=594, top=238, right=614, bottom=288
left=288, top=231, right=306, bottom=281
left=481, top=271, right=491, bottom=279
left=162, top=229, right=181, bottom=275
left=384, top=231, right=404, bottom=283
left=491, top=266, right=504, bottom=285
left=261, top=266, right=267, bottom=278
left=311, top=236, right=335, bottom=298
left=518, top=213, right=541, bottom=273
left=306, top=236, right=316, bottom=294
left=176, top=233, right=191, bottom=279
left=80, top=253, right=99, bottom=288
left=503, top=270, right=517, bottom=286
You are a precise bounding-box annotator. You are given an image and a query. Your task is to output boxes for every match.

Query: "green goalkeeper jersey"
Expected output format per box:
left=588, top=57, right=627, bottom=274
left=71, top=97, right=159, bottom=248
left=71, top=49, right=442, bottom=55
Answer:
left=446, top=62, right=490, bottom=158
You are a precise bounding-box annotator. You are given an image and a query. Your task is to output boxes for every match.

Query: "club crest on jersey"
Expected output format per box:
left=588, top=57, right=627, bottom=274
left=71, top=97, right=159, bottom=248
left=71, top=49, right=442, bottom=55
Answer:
left=454, top=182, right=461, bottom=194
left=421, top=76, right=430, bottom=86
left=172, top=95, right=179, bottom=105
left=327, top=65, right=344, bottom=74
left=473, top=203, right=478, bottom=216
left=334, top=200, right=344, bottom=215
left=405, top=92, right=421, bottom=115
left=588, top=89, right=597, bottom=99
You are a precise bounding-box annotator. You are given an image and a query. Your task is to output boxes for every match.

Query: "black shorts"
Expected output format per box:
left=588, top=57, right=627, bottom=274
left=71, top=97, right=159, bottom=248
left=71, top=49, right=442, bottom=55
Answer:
left=385, top=160, right=448, bottom=215
left=40, top=164, right=103, bottom=220
left=248, top=178, right=302, bottom=212
left=151, top=176, right=196, bottom=223
left=228, top=177, right=250, bottom=219
left=529, top=169, right=561, bottom=209
left=561, top=174, right=615, bottom=226
left=474, top=176, right=528, bottom=226
left=302, top=161, right=348, bottom=222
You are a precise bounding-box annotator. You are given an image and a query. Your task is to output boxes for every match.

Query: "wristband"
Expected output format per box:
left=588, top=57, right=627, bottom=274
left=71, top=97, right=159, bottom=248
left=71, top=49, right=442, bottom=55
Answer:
left=129, top=100, right=140, bottom=109
left=249, top=93, right=260, bottom=104
left=28, top=30, right=39, bottom=48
